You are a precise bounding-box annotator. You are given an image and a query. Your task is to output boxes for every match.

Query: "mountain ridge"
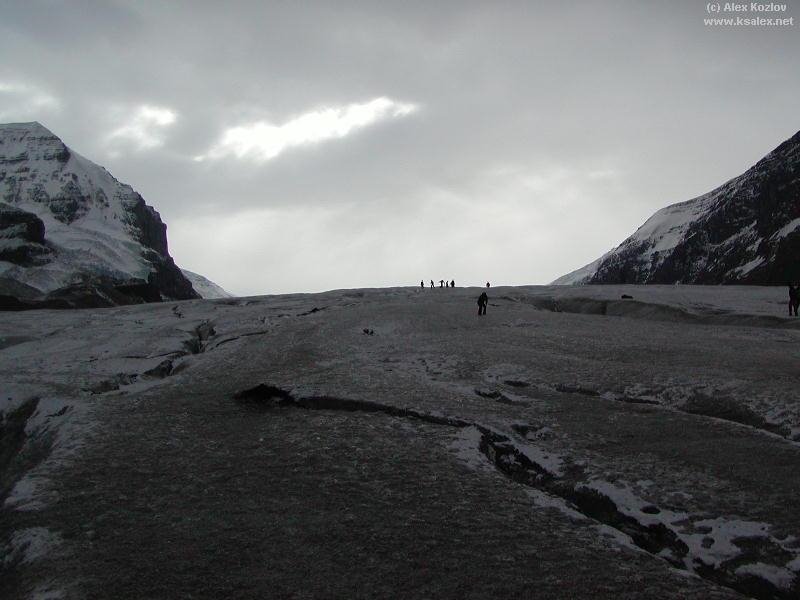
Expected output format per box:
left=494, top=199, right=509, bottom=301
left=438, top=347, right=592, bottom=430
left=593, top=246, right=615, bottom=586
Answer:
left=554, top=130, right=800, bottom=285
left=180, top=268, right=234, bottom=299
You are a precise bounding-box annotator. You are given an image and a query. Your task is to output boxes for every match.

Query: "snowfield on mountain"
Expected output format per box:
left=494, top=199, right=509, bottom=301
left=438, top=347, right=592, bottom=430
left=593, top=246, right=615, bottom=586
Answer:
left=180, top=268, right=235, bottom=299
left=1, top=284, right=798, bottom=599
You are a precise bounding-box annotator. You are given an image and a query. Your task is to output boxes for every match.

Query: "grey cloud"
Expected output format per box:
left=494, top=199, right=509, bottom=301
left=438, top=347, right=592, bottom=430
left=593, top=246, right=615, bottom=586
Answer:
left=1, top=0, right=798, bottom=293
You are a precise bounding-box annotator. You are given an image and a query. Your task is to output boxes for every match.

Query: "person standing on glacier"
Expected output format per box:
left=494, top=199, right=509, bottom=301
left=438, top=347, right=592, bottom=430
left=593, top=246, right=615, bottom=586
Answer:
left=477, top=291, right=488, bottom=316
left=790, top=284, right=799, bottom=316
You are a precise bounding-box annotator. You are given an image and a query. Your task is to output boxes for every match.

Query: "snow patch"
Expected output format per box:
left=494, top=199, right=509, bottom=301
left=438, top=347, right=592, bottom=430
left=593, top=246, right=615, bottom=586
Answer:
left=734, top=255, right=765, bottom=276
left=4, top=527, right=60, bottom=565
left=735, top=562, right=796, bottom=590
left=583, top=479, right=800, bottom=574
left=771, top=217, right=800, bottom=240
left=516, top=439, right=565, bottom=477
left=447, top=426, right=494, bottom=473
left=4, top=474, right=48, bottom=511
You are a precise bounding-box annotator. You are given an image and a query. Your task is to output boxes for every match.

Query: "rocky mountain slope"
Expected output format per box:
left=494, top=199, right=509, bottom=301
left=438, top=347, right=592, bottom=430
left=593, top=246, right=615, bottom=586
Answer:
left=0, top=122, right=198, bottom=308
left=555, top=130, right=800, bottom=285
left=180, top=268, right=234, bottom=299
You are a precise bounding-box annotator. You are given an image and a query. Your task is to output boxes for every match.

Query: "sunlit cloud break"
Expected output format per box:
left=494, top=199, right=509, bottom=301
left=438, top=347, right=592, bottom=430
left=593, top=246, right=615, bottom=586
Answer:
left=108, top=105, right=177, bottom=151
left=196, top=97, right=418, bottom=162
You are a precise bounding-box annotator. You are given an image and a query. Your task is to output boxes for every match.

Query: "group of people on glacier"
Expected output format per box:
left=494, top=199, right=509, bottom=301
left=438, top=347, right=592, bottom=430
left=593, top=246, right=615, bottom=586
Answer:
left=419, top=279, right=492, bottom=316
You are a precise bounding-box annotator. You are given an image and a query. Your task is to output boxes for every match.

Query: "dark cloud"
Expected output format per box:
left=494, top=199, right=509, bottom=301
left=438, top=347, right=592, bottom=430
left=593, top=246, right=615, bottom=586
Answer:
left=1, top=1, right=798, bottom=294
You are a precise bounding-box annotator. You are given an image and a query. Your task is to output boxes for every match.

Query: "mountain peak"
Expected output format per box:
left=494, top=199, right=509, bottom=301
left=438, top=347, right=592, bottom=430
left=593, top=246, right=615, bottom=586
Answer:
left=0, top=121, right=68, bottom=164
left=0, top=120, right=199, bottom=306
left=0, top=121, right=57, bottom=136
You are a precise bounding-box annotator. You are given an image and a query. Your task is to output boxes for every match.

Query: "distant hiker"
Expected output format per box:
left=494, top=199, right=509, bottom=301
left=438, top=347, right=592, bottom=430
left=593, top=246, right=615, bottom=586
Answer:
left=477, top=291, right=488, bottom=316
left=790, top=284, right=799, bottom=316
left=440, top=279, right=444, bottom=288
left=451, top=279, right=455, bottom=288
left=430, top=280, right=435, bottom=288
left=486, top=282, right=491, bottom=288
left=420, top=280, right=425, bottom=289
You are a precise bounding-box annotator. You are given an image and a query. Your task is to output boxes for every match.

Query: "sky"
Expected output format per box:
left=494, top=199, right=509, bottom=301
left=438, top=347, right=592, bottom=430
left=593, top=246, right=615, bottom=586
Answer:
left=1, top=1, right=798, bottom=295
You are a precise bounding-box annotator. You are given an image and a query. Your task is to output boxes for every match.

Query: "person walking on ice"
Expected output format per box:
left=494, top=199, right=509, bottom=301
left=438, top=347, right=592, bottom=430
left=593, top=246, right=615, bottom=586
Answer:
left=790, top=283, right=799, bottom=316
left=477, top=291, right=488, bottom=316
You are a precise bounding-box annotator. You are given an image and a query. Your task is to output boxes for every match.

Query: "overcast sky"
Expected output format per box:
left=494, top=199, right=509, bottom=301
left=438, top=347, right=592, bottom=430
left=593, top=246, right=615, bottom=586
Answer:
left=1, top=1, right=798, bottom=294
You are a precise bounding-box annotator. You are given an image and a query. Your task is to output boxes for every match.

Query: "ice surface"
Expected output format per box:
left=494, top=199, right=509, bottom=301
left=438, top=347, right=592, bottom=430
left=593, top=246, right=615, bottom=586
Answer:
left=1, top=283, right=798, bottom=598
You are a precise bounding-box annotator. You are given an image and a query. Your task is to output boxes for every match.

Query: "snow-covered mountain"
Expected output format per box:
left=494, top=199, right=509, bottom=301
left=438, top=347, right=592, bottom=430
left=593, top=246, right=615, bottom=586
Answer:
left=0, top=121, right=199, bottom=307
left=554, top=130, right=800, bottom=285
left=180, top=268, right=234, bottom=299
left=551, top=253, right=609, bottom=286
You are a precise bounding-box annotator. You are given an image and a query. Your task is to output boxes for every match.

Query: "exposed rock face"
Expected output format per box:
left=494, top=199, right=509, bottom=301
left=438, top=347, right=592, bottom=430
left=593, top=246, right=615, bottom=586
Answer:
left=0, top=203, right=45, bottom=244
left=554, top=130, right=800, bottom=285
left=123, top=192, right=169, bottom=256
left=0, top=203, right=51, bottom=267
left=0, top=121, right=199, bottom=307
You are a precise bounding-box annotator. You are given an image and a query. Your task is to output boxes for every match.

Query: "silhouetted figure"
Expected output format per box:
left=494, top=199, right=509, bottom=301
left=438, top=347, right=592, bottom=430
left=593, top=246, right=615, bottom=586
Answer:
left=790, top=284, right=799, bottom=316
left=451, top=279, right=455, bottom=288
left=420, top=280, right=424, bottom=289
left=430, top=280, right=434, bottom=288
left=440, top=279, right=444, bottom=288
left=477, top=292, right=488, bottom=316
left=486, top=282, right=491, bottom=288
